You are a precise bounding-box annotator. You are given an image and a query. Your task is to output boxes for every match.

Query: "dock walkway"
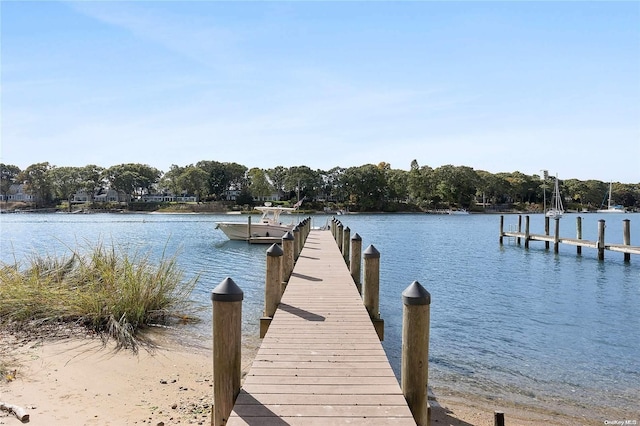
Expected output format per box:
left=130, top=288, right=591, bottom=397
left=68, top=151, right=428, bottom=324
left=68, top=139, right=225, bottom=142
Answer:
left=227, top=229, right=415, bottom=425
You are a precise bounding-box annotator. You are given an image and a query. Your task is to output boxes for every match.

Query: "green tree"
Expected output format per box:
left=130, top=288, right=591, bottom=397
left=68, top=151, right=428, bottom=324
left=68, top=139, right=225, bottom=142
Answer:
left=178, top=166, right=209, bottom=201
left=248, top=168, right=274, bottom=201
left=0, top=164, right=21, bottom=202
left=48, top=166, right=84, bottom=210
left=285, top=166, right=321, bottom=201
left=103, top=163, right=161, bottom=198
left=160, top=165, right=186, bottom=197
left=433, top=165, right=479, bottom=208
left=17, top=162, right=53, bottom=207
left=267, top=166, right=287, bottom=199
left=342, top=164, right=387, bottom=211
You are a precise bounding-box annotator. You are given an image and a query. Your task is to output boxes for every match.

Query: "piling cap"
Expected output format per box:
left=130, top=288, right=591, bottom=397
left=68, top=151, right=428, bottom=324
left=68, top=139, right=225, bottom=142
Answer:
left=351, top=233, right=362, bottom=241
left=363, top=244, right=380, bottom=258
left=293, top=226, right=300, bottom=233
left=211, top=277, right=244, bottom=302
left=267, top=243, right=284, bottom=256
left=344, top=226, right=350, bottom=232
left=282, top=231, right=294, bottom=241
left=402, top=281, right=431, bottom=306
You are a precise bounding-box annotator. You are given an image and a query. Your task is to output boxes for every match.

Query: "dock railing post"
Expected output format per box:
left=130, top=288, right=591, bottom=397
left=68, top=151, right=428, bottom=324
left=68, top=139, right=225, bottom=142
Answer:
left=524, top=215, right=530, bottom=248
left=260, top=244, right=283, bottom=338
left=545, top=216, right=550, bottom=250
left=363, top=244, right=384, bottom=340
left=342, top=226, right=351, bottom=266
left=350, top=233, right=363, bottom=294
left=401, top=281, right=430, bottom=426
left=554, top=217, right=560, bottom=253
left=517, top=214, right=522, bottom=245
left=623, top=219, right=631, bottom=262
left=598, top=219, right=606, bottom=261
left=576, top=216, right=583, bottom=255
left=499, top=215, right=504, bottom=244
left=211, top=278, right=243, bottom=426
left=293, top=225, right=301, bottom=262
left=337, top=222, right=344, bottom=252
left=282, top=231, right=295, bottom=290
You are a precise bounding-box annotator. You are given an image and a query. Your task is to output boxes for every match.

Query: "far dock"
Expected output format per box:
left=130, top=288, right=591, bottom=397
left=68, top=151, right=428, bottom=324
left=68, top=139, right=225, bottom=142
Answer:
left=500, top=215, right=639, bottom=261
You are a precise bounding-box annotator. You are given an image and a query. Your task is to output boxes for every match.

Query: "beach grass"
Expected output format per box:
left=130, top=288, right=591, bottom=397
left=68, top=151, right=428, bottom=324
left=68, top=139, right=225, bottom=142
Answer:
left=0, top=242, right=200, bottom=351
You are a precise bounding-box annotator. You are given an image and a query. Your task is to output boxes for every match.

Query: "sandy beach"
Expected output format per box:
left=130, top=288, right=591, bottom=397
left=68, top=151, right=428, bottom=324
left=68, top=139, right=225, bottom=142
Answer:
left=1, top=330, right=602, bottom=426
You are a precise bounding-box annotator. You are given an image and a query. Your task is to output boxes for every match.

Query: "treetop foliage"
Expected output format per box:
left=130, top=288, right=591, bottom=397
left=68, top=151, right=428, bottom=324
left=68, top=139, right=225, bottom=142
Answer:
left=1, top=160, right=638, bottom=211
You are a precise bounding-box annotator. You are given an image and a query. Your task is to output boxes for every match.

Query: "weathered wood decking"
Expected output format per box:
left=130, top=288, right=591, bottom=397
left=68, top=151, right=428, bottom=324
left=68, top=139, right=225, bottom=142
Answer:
left=227, top=229, right=415, bottom=425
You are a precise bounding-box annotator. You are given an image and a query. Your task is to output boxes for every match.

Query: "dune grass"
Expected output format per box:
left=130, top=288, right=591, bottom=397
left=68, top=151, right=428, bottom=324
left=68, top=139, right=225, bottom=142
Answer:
left=0, top=242, right=200, bottom=351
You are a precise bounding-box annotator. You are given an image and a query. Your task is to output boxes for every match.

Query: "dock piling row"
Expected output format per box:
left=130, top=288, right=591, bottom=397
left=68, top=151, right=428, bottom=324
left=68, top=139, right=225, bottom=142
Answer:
left=500, top=215, right=638, bottom=261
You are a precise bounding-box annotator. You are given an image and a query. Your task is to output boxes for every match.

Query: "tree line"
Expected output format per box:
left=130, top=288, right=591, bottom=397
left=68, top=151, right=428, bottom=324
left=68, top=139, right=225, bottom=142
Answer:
left=1, top=160, right=639, bottom=212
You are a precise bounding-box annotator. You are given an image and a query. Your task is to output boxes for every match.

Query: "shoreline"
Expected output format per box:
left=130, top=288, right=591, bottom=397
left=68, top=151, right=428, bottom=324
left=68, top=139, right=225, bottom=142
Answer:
left=1, top=330, right=616, bottom=426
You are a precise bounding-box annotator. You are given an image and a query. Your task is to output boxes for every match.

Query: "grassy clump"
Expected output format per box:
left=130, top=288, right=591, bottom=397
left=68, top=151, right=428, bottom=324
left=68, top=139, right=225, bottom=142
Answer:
left=0, top=242, right=199, bottom=351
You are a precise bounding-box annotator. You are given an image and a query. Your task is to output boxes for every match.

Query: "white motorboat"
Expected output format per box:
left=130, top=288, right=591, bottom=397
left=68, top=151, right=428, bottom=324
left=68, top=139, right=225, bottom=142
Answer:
left=597, top=182, right=625, bottom=213
left=448, top=208, right=469, bottom=215
left=216, top=203, right=298, bottom=240
left=545, top=174, right=564, bottom=218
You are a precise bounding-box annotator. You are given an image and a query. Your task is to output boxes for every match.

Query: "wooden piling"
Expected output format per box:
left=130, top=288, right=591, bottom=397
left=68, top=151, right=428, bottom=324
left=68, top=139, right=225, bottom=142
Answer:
left=247, top=216, right=252, bottom=241
left=576, top=216, right=583, bottom=255
left=499, top=215, right=504, bottom=244
left=337, top=222, right=344, bottom=252
left=524, top=215, right=530, bottom=248
left=282, top=231, right=295, bottom=288
left=517, top=215, right=522, bottom=245
left=350, top=233, right=363, bottom=294
left=554, top=217, right=560, bottom=253
left=598, top=219, right=606, bottom=260
left=623, top=219, right=631, bottom=262
left=342, top=226, right=351, bottom=266
left=401, top=281, right=431, bottom=426
left=212, top=278, right=243, bottom=426
left=494, top=411, right=505, bottom=426
left=363, top=244, right=383, bottom=340
left=545, top=216, right=550, bottom=250
left=293, top=226, right=301, bottom=261
left=260, top=244, right=283, bottom=338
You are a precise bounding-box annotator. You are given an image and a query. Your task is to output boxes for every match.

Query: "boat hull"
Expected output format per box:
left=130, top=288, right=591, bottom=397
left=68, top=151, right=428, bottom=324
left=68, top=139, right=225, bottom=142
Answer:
left=216, top=222, right=293, bottom=240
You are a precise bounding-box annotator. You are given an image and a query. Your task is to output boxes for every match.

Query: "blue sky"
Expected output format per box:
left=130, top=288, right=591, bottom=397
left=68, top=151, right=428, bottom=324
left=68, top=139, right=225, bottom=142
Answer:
left=2, top=1, right=639, bottom=182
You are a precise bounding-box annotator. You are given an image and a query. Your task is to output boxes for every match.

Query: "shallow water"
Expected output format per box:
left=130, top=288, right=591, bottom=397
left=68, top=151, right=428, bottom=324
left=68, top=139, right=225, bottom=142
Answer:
left=1, top=211, right=638, bottom=421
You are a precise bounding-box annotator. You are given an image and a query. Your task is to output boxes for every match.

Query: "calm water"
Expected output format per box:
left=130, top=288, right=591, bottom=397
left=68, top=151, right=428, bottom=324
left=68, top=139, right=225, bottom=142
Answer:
left=1, top=212, right=638, bottom=422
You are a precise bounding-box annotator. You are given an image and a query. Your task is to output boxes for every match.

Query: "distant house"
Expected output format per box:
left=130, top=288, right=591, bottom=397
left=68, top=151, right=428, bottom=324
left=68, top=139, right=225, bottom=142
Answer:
left=138, top=193, right=198, bottom=203
left=93, top=189, right=130, bottom=204
left=6, top=184, right=36, bottom=202
left=224, top=188, right=281, bottom=202
left=138, top=194, right=175, bottom=203
left=176, top=195, right=198, bottom=202
left=254, top=192, right=281, bottom=202
left=71, top=190, right=93, bottom=204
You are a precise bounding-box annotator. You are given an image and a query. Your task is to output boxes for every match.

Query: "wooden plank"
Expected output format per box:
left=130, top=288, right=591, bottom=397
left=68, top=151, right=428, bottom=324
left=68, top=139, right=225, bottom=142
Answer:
left=234, top=392, right=408, bottom=405
left=245, top=368, right=396, bottom=377
left=228, top=416, right=414, bottom=425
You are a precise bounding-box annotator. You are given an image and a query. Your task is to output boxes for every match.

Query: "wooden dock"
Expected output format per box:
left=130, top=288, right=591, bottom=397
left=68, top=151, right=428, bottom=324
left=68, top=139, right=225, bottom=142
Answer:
left=500, top=215, right=640, bottom=260
left=227, top=229, right=415, bottom=425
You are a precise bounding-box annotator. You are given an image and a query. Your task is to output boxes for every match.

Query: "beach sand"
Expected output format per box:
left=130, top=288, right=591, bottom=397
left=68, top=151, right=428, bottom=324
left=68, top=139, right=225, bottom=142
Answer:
left=1, top=330, right=598, bottom=426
